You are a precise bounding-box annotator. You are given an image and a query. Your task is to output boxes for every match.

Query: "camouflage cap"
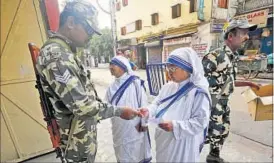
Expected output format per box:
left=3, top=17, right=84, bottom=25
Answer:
left=223, top=17, right=257, bottom=35
left=63, top=0, right=101, bottom=35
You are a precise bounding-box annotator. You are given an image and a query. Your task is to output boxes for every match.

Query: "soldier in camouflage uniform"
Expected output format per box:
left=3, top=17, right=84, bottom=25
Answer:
left=36, top=1, right=140, bottom=162
left=202, top=18, right=260, bottom=163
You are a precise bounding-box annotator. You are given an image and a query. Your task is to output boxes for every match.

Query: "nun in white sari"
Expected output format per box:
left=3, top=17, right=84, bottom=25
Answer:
left=141, top=47, right=211, bottom=162
left=105, top=56, right=152, bottom=163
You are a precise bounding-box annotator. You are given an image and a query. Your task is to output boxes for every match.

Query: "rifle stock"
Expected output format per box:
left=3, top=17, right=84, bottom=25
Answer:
left=28, top=43, right=65, bottom=162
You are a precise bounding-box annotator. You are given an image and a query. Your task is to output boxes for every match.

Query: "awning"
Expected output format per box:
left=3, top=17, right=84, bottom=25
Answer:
left=144, top=41, right=161, bottom=48
left=137, top=43, right=145, bottom=47
left=117, top=38, right=137, bottom=46
left=162, top=31, right=197, bottom=40
left=117, top=46, right=131, bottom=51
left=268, top=13, right=274, bottom=18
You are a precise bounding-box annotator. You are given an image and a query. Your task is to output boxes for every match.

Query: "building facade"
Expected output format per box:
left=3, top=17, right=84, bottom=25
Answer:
left=113, top=0, right=246, bottom=67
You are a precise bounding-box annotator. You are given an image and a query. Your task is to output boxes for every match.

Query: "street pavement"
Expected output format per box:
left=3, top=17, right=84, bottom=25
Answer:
left=24, top=65, right=273, bottom=163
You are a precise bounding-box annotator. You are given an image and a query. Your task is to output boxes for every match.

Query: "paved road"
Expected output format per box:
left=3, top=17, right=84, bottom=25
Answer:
left=24, top=67, right=273, bottom=163
left=92, top=68, right=273, bottom=145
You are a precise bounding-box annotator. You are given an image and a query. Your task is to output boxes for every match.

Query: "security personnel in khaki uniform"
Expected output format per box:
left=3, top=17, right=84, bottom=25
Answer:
left=202, top=18, right=260, bottom=163
left=36, top=1, right=139, bottom=162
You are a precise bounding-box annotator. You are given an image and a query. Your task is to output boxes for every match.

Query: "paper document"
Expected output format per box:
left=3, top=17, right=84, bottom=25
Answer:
left=148, top=118, right=163, bottom=125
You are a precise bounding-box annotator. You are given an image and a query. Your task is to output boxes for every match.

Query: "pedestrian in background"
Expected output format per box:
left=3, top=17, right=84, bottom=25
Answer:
left=116, top=50, right=138, bottom=70
left=125, top=50, right=138, bottom=70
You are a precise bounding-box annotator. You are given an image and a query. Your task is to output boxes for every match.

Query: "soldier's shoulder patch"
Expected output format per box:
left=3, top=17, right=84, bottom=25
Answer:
left=40, top=43, right=74, bottom=65
left=40, top=43, right=63, bottom=62
left=53, top=69, right=72, bottom=84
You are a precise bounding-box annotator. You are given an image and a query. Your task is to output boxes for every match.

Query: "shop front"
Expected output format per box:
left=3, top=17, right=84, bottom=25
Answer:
left=161, top=23, right=198, bottom=62
left=136, top=43, right=146, bottom=69
left=259, top=14, right=273, bottom=55
left=162, top=35, right=192, bottom=62
left=236, top=8, right=273, bottom=56
left=145, top=40, right=163, bottom=64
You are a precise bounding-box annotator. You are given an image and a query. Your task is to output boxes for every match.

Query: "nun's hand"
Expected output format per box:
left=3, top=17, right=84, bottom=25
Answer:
left=139, top=108, right=149, bottom=118
left=135, top=122, right=148, bottom=132
left=159, top=121, right=173, bottom=132
left=119, top=107, right=141, bottom=120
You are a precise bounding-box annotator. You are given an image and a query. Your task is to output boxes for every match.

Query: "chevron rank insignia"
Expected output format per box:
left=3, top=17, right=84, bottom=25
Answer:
left=54, top=70, right=72, bottom=84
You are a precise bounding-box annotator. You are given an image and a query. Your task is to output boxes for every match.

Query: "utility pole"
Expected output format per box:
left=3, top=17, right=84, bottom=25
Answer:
left=110, top=0, right=117, bottom=55
left=96, top=0, right=117, bottom=55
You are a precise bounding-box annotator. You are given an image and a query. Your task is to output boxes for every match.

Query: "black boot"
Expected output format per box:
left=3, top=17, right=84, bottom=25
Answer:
left=206, top=146, right=228, bottom=163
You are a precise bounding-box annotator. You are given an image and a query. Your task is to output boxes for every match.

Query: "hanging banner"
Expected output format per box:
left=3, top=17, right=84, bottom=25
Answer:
left=198, top=0, right=204, bottom=21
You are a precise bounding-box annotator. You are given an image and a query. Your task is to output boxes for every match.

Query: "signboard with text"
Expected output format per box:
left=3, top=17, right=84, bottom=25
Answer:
left=163, top=37, right=191, bottom=46
left=210, top=19, right=226, bottom=33
left=192, top=43, right=208, bottom=58
left=235, top=9, right=269, bottom=28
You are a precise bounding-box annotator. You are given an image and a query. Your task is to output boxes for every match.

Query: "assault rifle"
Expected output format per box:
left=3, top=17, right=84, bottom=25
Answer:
left=28, top=43, right=65, bottom=163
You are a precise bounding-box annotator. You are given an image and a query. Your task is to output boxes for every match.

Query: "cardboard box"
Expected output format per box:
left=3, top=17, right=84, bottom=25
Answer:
left=242, top=85, right=273, bottom=121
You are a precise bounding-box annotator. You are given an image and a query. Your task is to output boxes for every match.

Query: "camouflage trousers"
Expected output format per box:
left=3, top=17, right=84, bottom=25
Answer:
left=205, top=98, right=230, bottom=150
left=57, top=115, right=98, bottom=163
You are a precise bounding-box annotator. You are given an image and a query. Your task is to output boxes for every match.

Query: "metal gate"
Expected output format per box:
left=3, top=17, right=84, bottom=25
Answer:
left=1, top=0, right=57, bottom=162
left=146, top=63, right=169, bottom=96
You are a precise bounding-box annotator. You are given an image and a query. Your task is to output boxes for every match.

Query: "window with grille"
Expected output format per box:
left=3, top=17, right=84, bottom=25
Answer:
left=151, top=13, right=159, bottom=25
left=121, top=27, right=126, bottom=35
left=172, top=4, right=181, bottom=19
left=189, top=0, right=197, bottom=13
left=218, top=0, right=229, bottom=9
left=135, top=20, right=142, bottom=30
left=122, top=0, right=128, bottom=6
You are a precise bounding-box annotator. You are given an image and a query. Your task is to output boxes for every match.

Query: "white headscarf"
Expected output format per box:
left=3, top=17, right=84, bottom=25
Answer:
left=167, top=47, right=210, bottom=98
left=110, top=55, right=134, bottom=75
